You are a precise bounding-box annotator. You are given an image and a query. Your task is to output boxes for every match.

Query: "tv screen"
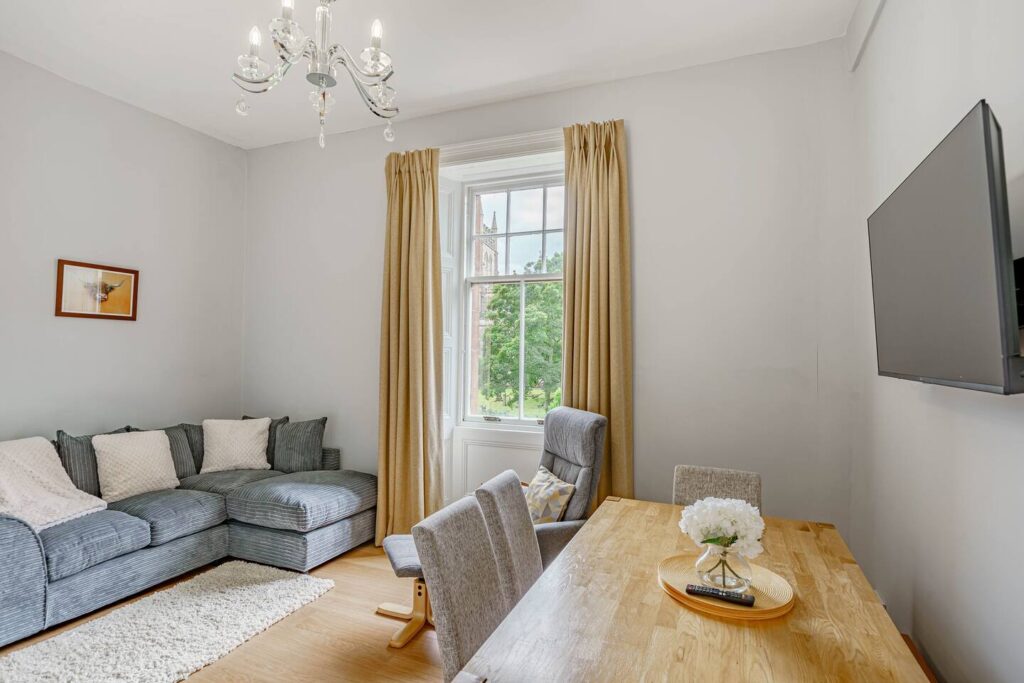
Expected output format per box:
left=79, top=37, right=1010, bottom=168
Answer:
left=867, top=100, right=1022, bottom=394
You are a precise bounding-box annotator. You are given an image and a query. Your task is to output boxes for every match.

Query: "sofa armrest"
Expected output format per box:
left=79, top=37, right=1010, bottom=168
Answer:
left=321, top=447, right=341, bottom=471
left=0, top=514, right=47, bottom=646
left=535, top=519, right=586, bottom=568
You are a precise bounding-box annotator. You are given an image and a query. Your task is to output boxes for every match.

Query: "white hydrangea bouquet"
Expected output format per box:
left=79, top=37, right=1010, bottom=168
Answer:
left=679, top=497, right=764, bottom=592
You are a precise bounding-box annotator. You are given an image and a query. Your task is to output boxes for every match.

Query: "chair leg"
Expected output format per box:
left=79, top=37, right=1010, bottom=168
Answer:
left=376, top=578, right=430, bottom=648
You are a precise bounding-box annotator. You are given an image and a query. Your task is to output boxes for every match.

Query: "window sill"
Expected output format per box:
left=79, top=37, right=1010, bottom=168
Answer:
left=457, top=420, right=544, bottom=435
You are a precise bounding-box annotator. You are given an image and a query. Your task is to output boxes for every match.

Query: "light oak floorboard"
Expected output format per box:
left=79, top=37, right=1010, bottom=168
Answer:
left=0, top=545, right=443, bottom=682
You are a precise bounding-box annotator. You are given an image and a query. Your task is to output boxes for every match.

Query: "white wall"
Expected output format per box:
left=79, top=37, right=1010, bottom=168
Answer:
left=0, top=53, right=247, bottom=438
left=242, top=39, right=861, bottom=527
left=848, top=2, right=1024, bottom=681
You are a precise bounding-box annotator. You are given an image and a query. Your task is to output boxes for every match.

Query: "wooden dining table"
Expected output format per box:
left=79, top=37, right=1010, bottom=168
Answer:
left=461, top=497, right=929, bottom=682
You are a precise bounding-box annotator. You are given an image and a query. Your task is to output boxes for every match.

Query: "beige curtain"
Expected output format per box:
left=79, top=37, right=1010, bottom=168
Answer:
left=563, top=120, right=634, bottom=504
left=376, top=148, right=444, bottom=544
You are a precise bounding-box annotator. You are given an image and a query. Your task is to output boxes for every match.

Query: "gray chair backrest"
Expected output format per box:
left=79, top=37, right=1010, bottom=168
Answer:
left=539, top=407, right=608, bottom=521
left=475, top=470, right=543, bottom=610
left=412, top=496, right=508, bottom=683
left=672, top=465, right=762, bottom=510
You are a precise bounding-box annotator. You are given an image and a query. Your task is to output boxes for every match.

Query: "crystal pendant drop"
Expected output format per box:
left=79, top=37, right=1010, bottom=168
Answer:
left=383, top=120, right=395, bottom=142
left=235, top=95, right=250, bottom=116
left=319, top=124, right=326, bottom=149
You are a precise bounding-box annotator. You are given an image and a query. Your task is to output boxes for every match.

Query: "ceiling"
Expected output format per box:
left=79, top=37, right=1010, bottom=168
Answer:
left=0, top=1, right=859, bottom=150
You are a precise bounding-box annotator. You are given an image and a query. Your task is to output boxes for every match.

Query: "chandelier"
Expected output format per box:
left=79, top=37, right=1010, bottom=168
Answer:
left=232, top=0, right=398, bottom=148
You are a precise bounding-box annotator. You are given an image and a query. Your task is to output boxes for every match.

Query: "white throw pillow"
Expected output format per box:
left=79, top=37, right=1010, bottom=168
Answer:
left=92, top=431, right=180, bottom=503
left=201, top=418, right=271, bottom=474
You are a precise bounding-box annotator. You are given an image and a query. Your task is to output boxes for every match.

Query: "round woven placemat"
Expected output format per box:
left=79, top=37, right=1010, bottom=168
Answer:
left=658, top=553, right=795, bottom=621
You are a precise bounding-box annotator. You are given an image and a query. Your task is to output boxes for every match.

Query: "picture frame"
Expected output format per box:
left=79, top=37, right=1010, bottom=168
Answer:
left=55, top=259, right=139, bottom=321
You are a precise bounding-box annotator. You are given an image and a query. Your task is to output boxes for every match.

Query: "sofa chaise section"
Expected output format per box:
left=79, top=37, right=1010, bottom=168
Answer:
left=226, top=470, right=377, bottom=571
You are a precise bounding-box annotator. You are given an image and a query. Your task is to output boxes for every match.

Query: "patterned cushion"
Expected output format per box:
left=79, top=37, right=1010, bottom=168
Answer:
left=243, top=416, right=289, bottom=468
left=201, top=419, right=272, bottom=473
left=226, top=469, right=377, bottom=532
left=524, top=466, right=576, bottom=524
left=273, top=418, right=326, bottom=474
left=129, top=426, right=196, bottom=479
left=179, top=423, right=205, bottom=472
left=92, top=431, right=180, bottom=503
left=54, top=427, right=130, bottom=496
left=178, top=470, right=285, bottom=496
left=108, top=489, right=226, bottom=546
left=38, top=510, right=150, bottom=581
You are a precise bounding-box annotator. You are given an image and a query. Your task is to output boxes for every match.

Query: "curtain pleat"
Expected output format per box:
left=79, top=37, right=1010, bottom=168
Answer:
left=563, top=120, right=634, bottom=505
left=376, top=148, right=444, bottom=544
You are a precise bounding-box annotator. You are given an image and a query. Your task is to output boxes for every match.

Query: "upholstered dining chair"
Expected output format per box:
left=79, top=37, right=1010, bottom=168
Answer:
left=533, top=406, right=608, bottom=567
left=413, top=496, right=508, bottom=683
left=671, top=465, right=762, bottom=509
left=475, top=470, right=543, bottom=609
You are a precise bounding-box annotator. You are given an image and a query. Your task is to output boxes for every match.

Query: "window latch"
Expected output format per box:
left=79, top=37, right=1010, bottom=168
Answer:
left=483, top=416, right=502, bottom=422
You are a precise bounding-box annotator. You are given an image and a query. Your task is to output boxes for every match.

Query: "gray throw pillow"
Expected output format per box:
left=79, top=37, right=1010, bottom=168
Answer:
left=55, top=426, right=130, bottom=496
left=243, top=415, right=289, bottom=467
left=274, top=417, right=327, bottom=473
left=178, top=423, right=205, bottom=472
left=128, top=425, right=197, bottom=479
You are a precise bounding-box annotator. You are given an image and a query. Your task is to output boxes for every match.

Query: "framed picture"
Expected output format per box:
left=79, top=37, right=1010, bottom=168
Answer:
left=55, top=259, right=139, bottom=321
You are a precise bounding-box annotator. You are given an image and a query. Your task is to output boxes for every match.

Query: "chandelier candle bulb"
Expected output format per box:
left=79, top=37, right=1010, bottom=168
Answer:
left=370, top=19, right=383, bottom=50
left=281, top=0, right=294, bottom=20
left=248, top=26, right=261, bottom=55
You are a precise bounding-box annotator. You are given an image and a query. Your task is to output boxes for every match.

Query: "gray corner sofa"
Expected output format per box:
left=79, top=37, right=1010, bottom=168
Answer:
left=0, top=436, right=377, bottom=648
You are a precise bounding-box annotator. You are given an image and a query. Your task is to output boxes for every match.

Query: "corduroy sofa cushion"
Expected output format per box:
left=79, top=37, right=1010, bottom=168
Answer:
left=108, top=489, right=226, bottom=546
left=38, top=510, right=150, bottom=581
left=54, top=427, right=130, bottom=496
left=226, top=470, right=376, bottom=532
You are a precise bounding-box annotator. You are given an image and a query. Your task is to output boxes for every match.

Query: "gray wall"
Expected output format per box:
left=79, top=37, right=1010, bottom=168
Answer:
left=848, top=2, right=1024, bottom=681
left=242, top=40, right=861, bottom=528
left=0, top=53, right=247, bottom=438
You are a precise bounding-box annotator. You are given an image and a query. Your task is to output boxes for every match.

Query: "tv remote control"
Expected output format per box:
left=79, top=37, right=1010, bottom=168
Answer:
left=685, top=584, right=755, bottom=607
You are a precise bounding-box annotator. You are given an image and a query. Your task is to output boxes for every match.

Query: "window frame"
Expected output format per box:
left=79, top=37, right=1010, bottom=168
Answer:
left=460, top=172, right=565, bottom=428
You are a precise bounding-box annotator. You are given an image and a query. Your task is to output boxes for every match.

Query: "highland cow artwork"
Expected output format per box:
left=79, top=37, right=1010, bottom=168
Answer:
left=55, top=259, right=139, bottom=320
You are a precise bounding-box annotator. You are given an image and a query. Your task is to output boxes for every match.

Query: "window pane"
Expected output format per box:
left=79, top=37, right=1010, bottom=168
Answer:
left=474, top=192, right=506, bottom=234
left=545, top=185, right=564, bottom=230
left=523, top=280, right=564, bottom=418
left=469, top=283, right=520, bottom=417
left=544, top=232, right=563, bottom=273
left=509, top=188, right=543, bottom=233
left=509, top=233, right=544, bottom=275
left=472, top=234, right=506, bottom=276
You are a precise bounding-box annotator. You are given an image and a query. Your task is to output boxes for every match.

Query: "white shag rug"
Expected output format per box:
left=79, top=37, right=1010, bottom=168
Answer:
left=0, top=561, right=334, bottom=683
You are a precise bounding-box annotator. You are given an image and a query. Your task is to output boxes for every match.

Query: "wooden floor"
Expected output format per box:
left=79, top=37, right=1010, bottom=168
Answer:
left=0, top=544, right=443, bottom=682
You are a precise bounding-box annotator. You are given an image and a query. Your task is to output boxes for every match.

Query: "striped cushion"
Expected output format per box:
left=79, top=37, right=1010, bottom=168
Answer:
left=128, top=426, right=196, bottom=479
left=178, top=423, right=204, bottom=471
left=178, top=469, right=285, bottom=496
left=273, top=418, right=326, bottom=473
left=226, top=469, right=377, bottom=532
left=243, top=416, right=289, bottom=468
left=38, top=510, right=150, bottom=581
left=321, top=448, right=341, bottom=470
left=54, top=427, right=130, bottom=496
left=108, top=489, right=226, bottom=546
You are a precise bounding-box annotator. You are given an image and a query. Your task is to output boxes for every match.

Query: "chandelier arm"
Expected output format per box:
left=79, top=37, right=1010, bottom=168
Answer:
left=328, top=44, right=393, bottom=82
left=232, top=58, right=294, bottom=94
left=272, top=36, right=316, bottom=65
left=339, top=64, right=399, bottom=119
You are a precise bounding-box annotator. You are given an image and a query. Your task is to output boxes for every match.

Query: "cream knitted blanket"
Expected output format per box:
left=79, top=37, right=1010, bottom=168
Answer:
left=0, top=436, right=106, bottom=531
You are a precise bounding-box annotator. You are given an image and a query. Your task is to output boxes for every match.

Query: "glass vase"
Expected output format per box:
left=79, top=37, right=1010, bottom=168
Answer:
left=695, top=544, right=752, bottom=593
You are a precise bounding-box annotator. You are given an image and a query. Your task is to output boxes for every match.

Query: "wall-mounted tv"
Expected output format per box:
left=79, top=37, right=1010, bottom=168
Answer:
left=867, top=100, right=1024, bottom=394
